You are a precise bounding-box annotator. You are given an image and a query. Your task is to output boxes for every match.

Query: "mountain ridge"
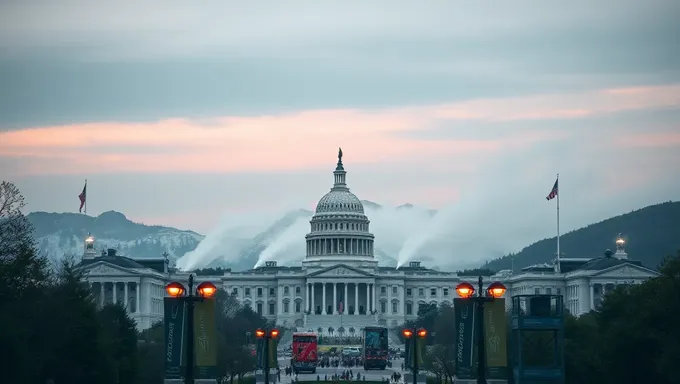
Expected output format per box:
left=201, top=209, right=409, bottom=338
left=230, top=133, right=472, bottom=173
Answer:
left=483, top=201, right=680, bottom=272
left=25, top=200, right=680, bottom=272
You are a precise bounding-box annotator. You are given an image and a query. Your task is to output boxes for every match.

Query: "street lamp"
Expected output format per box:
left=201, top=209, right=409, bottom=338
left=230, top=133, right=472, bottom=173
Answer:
left=165, top=274, right=218, bottom=384
left=256, top=328, right=280, bottom=384
left=455, top=276, right=507, bottom=384
left=402, top=327, right=427, bottom=384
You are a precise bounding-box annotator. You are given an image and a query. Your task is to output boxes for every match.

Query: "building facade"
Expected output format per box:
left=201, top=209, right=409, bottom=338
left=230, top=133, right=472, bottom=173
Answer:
left=77, top=150, right=659, bottom=331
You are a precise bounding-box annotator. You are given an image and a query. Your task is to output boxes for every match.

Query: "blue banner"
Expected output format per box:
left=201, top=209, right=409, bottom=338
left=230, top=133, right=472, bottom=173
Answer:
left=454, top=298, right=476, bottom=379
left=164, top=298, right=187, bottom=379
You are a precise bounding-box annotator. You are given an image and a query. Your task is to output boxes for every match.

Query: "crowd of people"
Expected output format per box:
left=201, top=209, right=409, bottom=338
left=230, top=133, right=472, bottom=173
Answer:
left=318, top=336, right=362, bottom=345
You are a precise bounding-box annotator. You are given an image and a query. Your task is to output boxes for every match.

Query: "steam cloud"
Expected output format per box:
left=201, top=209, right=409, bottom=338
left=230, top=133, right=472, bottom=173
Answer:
left=253, top=216, right=311, bottom=268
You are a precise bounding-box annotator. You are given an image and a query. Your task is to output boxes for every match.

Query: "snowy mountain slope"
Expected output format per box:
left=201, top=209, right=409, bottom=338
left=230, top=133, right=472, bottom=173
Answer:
left=27, top=201, right=436, bottom=270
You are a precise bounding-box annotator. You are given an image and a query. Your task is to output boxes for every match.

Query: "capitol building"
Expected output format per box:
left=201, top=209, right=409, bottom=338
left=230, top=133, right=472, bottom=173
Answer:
left=77, top=149, right=660, bottom=331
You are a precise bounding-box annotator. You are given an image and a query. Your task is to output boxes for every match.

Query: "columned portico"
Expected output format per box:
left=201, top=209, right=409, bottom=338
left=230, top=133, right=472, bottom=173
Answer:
left=307, top=279, right=374, bottom=315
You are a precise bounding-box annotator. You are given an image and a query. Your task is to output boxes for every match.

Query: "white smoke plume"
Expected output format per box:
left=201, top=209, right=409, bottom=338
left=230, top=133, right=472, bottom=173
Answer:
left=254, top=216, right=311, bottom=268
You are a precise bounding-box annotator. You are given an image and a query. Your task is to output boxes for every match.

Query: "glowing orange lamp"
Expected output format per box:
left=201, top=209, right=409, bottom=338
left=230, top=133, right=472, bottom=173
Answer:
left=417, top=328, right=427, bottom=338
left=197, top=281, right=218, bottom=298
left=165, top=282, right=186, bottom=297
left=455, top=282, right=476, bottom=298
left=402, top=329, right=414, bottom=338
left=255, top=329, right=266, bottom=338
left=486, top=282, right=507, bottom=298
left=270, top=329, right=280, bottom=338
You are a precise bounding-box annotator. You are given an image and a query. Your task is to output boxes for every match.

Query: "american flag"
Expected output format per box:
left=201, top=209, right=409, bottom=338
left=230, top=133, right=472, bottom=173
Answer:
left=78, top=181, right=87, bottom=213
left=339, top=301, right=344, bottom=314
left=546, top=178, right=558, bottom=201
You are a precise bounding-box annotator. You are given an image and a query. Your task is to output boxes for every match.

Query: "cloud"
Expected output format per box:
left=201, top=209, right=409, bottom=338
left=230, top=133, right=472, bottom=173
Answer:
left=1, top=1, right=679, bottom=128
left=2, top=84, right=678, bottom=176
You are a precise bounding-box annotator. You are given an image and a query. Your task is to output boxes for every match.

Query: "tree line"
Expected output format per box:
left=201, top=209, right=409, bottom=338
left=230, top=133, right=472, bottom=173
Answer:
left=399, top=249, right=680, bottom=384
left=0, top=181, right=274, bottom=384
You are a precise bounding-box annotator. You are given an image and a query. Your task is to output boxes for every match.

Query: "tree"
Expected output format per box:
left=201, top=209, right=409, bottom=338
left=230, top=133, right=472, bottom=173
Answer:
left=137, top=322, right=165, bottom=384
left=349, top=326, right=355, bottom=335
left=98, top=303, right=140, bottom=384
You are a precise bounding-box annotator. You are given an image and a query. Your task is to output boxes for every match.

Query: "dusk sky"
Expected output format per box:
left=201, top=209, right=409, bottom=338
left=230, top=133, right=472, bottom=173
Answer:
left=1, top=0, right=679, bottom=239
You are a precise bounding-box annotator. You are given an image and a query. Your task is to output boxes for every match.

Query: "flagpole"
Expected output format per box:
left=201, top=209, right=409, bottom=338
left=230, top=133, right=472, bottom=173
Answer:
left=556, top=173, right=560, bottom=273
left=84, top=179, right=88, bottom=216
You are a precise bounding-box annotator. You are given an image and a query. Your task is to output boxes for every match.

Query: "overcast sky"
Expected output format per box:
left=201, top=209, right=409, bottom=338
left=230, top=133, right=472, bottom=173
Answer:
left=1, top=0, right=679, bottom=244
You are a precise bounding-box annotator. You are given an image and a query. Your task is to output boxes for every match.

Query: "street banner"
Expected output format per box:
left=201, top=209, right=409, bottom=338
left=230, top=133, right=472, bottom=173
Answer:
left=404, top=338, right=412, bottom=369
left=164, top=298, right=187, bottom=379
left=484, top=299, right=508, bottom=379
left=454, top=298, right=477, bottom=380
left=194, top=299, right=217, bottom=379
left=256, top=338, right=278, bottom=369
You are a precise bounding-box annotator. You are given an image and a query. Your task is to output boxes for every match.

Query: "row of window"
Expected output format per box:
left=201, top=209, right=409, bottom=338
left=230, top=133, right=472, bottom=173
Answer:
left=231, top=285, right=302, bottom=297
left=250, top=300, right=303, bottom=316
left=311, top=221, right=368, bottom=232
left=381, top=286, right=450, bottom=297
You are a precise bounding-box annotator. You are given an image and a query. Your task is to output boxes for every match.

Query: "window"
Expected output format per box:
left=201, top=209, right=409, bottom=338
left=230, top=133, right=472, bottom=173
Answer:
left=557, top=288, right=562, bottom=295
left=406, top=303, right=413, bottom=315
left=284, top=286, right=289, bottom=295
left=443, top=288, right=449, bottom=296
left=284, top=302, right=289, bottom=313
left=257, top=303, right=263, bottom=315
left=269, top=303, right=275, bottom=315
left=270, top=288, right=275, bottom=296
left=295, top=286, right=301, bottom=295
left=295, top=302, right=301, bottom=313
left=392, top=286, right=397, bottom=295
left=381, top=286, right=386, bottom=294
left=430, top=288, right=437, bottom=297
left=406, top=288, right=412, bottom=296
left=245, top=288, right=251, bottom=296
left=419, top=288, right=424, bottom=297
left=534, top=287, right=540, bottom=294
left=232, top=287, right=238, bottom=295
left=392, top=301, right=398, bottom=313
left=380, top=301, right=386, bottom=313
left=546, top=288, right=552, bottom=295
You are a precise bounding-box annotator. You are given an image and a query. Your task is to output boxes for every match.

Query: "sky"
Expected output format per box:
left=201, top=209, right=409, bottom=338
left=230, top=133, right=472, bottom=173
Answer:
left=1, top=0, right=679, bottom=246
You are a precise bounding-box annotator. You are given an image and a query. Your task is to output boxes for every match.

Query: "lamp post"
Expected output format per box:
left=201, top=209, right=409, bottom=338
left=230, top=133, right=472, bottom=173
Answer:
left=455, top=276, right=507, bottom=384
left=256, top=328, right=280, bottom=384
left=402, top=327, right=427, bottom=384
left=165, top=274, right=218, bottom=384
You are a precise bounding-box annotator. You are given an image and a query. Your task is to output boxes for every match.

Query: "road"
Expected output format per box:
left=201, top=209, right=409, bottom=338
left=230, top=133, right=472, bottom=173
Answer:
left=276, top=357, right=406, bottom=383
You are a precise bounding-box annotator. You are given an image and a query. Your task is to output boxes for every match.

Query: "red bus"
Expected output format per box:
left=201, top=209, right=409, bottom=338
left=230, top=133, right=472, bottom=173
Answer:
left=291, top=332, right=318, bottom=373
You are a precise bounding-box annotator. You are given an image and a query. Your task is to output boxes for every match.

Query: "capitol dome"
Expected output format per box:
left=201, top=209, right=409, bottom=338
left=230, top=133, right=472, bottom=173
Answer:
left=303, top=148, right=376, bottom=268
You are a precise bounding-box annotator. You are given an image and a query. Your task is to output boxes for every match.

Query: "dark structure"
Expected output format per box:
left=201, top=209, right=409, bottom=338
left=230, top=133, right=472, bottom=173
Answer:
left=511, top=294, right=565, bottom=383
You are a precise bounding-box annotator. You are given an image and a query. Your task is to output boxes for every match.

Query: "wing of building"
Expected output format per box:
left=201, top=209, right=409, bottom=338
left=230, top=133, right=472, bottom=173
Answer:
left=77, top=150, right=660, bottom=330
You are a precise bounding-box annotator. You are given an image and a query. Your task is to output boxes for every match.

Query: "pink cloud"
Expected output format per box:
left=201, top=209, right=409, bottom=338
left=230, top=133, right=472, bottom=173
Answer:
left=612, top=132, right=680, bottom=148
left=1, top=84, right=679, bottom=176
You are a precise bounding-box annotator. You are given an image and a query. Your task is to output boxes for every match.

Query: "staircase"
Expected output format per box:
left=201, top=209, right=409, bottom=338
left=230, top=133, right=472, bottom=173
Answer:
left=304, top=315, right=378, bottom=334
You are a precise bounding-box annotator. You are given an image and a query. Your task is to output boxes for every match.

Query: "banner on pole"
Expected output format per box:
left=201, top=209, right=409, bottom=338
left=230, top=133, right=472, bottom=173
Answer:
left=484, top=299, right=508, bottom=379
left=194, top=299, right=217, bottom=379
left=164, top=298, right=187, bottom=379
left=454, top=298, right=476, bottom=379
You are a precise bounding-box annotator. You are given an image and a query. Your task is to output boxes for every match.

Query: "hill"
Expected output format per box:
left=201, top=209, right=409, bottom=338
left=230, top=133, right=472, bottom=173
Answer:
left=483, top=201, right=680, bottom=272
left=27, top=210, right=204, bottom=262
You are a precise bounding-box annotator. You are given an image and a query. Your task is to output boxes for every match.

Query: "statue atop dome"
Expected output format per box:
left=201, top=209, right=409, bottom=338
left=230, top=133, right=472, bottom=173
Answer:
left=338, top=147, right=343, bottom=162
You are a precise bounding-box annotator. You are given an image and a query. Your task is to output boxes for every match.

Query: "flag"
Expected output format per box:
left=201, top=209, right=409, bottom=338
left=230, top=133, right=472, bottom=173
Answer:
left=78, top=181, right=87, bottom=212
left=339, top=301, right=344, bottom=314
left=546, top=178, right=558, bottom=201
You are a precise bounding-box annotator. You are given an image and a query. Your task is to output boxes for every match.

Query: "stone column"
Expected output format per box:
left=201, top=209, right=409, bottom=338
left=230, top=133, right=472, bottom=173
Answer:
left=136, top=282, right=141, bottom=313
left=306, top=283, right=310, bottom=312
left=333, top=283, right=337, bottom=314
left=311, top=283, right=316, bottom=313
left=100, top=282, right=105, bottom=307
left=322, top=283, right=327, bottom=314
left=344, top=283, right=348, bottom=313
left=372, top=283, right=376, bottom=312
left=365, top=283, right=370, bottom=314
left=354, top=283, right=359, bottom=315
left=278, top=286, right=283, bottom=315
left=264, top=285, right=269, bottom=315
left=590, top=283, right=595, bottom=310
left=124, top=282, right=129, bottom=309
left=112, top=282, right=117, bottom=304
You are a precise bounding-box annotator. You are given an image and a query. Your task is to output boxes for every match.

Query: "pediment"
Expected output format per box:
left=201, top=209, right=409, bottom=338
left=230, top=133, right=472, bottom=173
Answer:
left=308, top=264, right=373, bottom=278
left=83, top=262, right=139, bottom=276
left=593, top=263, right=658, bottom=278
